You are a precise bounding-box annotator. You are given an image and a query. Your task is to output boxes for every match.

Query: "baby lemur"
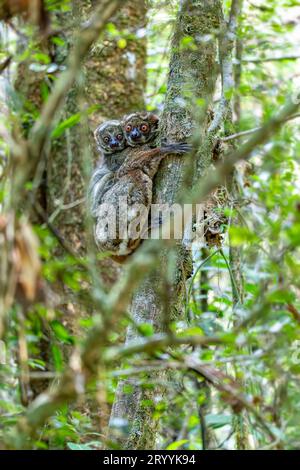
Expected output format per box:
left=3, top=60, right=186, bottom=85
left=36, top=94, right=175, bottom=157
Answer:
left=89, top=120, right=126, bottom=217
left=89, top=112, right=190, bottom=259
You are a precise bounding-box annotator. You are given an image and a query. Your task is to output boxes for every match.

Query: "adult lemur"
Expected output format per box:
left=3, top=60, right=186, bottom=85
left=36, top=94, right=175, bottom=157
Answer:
left=89, top=112, right=190, bottom=259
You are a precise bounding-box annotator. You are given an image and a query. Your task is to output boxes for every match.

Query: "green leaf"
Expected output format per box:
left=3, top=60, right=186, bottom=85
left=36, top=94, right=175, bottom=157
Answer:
left=166, top=439, right=189, bottom=450
left=32, top=53, right=51, bottom=64
left=117, top=38, right=127, bottom=49
left=51, top=321, right=74, bottom=345
left=51, top=344, right=63, bottom=372
left=51, top=36, right=65, bottom=47
left=67, top=442, right=93, bottom=450
left=266, top=289, right=295, bottom=304
left=138, top=323, right=154, bottom=337
left=51, top=114, right=81, bottom=138
left=205, top=414, right=232, bottom=429
left=178, top=327, right=204, bottom=337
left=229, top=226, right=259, bottom=246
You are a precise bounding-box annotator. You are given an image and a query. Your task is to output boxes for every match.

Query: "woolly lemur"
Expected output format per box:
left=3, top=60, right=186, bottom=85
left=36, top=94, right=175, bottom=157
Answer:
left=88, top=120, right=127, bottom=217
left=89, top=112, right=190, bottom=260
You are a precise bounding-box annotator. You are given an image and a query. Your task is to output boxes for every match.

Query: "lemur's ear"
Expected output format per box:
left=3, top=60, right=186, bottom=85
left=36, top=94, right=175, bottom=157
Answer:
left=93, top=127, right=99, bottom=141
left=120, top=115, right=127, bottom=126
left=93, top=121, right=105, bottom=141
left=139, top=112, right=159, bottom=125
left=148, top=113, right=159, bottom=125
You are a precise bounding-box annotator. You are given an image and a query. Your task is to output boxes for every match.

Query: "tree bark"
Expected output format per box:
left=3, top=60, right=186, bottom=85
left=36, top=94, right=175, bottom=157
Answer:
left=109, top=0, right=223, bottom=450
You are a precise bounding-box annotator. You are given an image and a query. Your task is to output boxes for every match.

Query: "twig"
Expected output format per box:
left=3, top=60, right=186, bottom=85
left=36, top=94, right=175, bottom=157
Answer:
left=34, top=203, right=78, bottom=258
left=48, top=198, right=85, bottom=224
left=222, top=126, right=261, bottom=141
left=243, top=55, right=300, bottom=63
left=222, top=113, right=300, bottom=142
left=0, top=56, right=12, bottom=74
left=208, top=0, right=242, bottom=135
left=110, top=351, right=266, bottom=377
left=185, top=248, right=220, bottom=319
left=104, top=333, right=225, bottom=363
left=212, top=429, right=235, bottom=450
left=220, top=248, right=241, bottom=305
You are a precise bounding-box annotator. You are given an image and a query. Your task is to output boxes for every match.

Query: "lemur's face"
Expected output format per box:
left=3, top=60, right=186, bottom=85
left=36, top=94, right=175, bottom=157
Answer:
left=122, top=112, right=159, bottom=147
left=94, top=120, right=126, bottom=154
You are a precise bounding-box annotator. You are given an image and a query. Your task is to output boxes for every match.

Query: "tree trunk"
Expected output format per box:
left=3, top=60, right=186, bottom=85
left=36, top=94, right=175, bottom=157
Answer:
left=109, top=0, right=223, bottom=450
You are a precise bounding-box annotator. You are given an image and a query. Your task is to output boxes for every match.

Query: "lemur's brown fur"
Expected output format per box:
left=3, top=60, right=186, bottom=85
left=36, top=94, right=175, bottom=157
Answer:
left=89, top=112, right=190, bottom=261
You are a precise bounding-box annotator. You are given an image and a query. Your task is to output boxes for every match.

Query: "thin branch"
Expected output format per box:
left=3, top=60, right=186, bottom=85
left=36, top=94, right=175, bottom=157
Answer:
left=220, top=248, right=241, bottom=305
left=222, top=113, right=300, bottom=142
left=34, top=203, right=78, bottom=258
left=243, top=55, right=300, bottom=63
left=0, top=55, right=12, bottom=74
left=234, top=12, right=243, bottom=123
left=110, top=352, right=266, bottom=377
left=222, top=126, right=261, bottom=141
left=185, top=248, right=220, bottom=319
left=104, top=333, right=225, bottom=363
left=208, top=0, right=242, bottom=135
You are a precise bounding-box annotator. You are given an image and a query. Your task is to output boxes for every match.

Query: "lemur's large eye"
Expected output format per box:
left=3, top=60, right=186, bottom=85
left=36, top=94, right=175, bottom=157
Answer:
left=125, top=124, right=132, bottom=133
left=103, top=136, right=110, bottom=143
left=116, top=134, right=123, bottom=141
left=140, top=123, right=149, bottom=133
